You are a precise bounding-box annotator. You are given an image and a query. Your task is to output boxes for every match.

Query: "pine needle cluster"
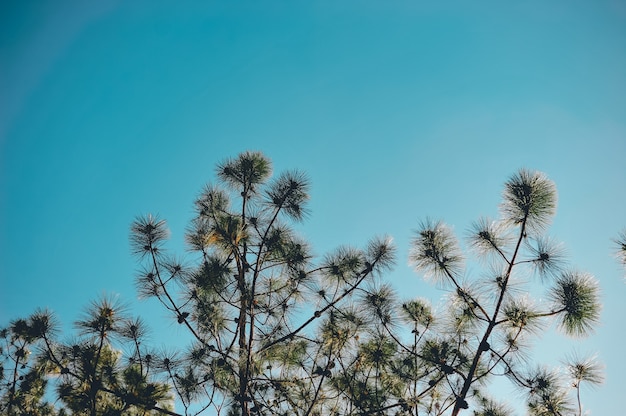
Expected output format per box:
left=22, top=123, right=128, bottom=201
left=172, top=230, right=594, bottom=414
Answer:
left=1, top=154, right=606, bottom=416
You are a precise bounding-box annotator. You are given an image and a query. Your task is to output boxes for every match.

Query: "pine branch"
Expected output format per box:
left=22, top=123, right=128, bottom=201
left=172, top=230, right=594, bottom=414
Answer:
left=451, top=217, right=528, bottom=416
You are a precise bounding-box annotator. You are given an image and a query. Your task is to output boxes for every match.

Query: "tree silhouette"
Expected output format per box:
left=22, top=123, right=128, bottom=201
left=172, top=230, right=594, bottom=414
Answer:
left=1, top=154, right=603, bottom=416
left=329, top=169, right=602, bottom=415
left=0, top=299, right=173, bottom=415
left=128, top=151, right=395, bottom=416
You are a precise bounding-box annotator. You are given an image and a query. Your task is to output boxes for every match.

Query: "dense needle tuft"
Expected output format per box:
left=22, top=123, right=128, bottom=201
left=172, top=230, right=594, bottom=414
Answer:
left=410, top=219, right=464, bottom=285
left=500, top=169, right=557, bottom=236
left=549, top=271, right=601, bottom=337
left=130, top=214, right=170, bottom=258
left=264, top=170, right=310, bottom=221
left=216, top=151, right=272, bottom=193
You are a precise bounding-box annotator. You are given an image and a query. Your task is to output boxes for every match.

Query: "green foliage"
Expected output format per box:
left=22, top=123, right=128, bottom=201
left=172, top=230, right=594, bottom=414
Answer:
left=402, top=169, right=601, bottom=416
left=410, top=220, right=464, bottom=285
left=549, top=272, right=601, bottom=337
left=472, top=397, right=513, bottom=416
left=354, top=168, right=601, bottom=416
left=2, top=155, right=604, bottom=416
left=126, top=151, right=396, bottom=416
left=500, top=169, right=557, bottom=235
left=524, top=367, right=574, bottom=416
left=563, top=353, right=604, bottom=388
left=1, top=303, right=173, bottom=416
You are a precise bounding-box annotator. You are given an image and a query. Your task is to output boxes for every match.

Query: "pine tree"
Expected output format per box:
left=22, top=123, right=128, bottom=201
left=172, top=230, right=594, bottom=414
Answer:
left=128, top=151, right=395, bottom=416
left=2, top=154, right=603, bottom=416
left=331, top=169, right=602, bottom=415
left=0, top=300, right=173, bottom=415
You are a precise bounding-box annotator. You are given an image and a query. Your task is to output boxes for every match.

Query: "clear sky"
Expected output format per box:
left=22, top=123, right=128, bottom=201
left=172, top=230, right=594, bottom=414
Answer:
left=1, top=1, right=625, bottom=414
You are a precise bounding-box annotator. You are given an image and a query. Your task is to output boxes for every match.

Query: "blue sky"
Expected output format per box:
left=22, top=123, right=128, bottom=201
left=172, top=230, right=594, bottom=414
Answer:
left=1, top=1, right=625, bottom=414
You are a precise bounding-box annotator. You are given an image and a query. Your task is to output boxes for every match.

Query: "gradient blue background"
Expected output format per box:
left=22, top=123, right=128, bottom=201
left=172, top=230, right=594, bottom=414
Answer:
left=1, top=1, right=625, bottom=414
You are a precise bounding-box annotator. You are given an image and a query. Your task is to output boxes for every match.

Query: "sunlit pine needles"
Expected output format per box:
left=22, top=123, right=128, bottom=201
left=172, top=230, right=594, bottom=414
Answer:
left=467, top=217, right=513, bottom=262
left=409, top=219, right=464, bottom=286
left=500, top=169, right=557, bottom=237
left=549, top=271, right=601, bottom=337
left=524, top=236, right=567, bottom=281
left=130, top=214, right=170, bottom=258
left=562, top=352, right=604, bottom=388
